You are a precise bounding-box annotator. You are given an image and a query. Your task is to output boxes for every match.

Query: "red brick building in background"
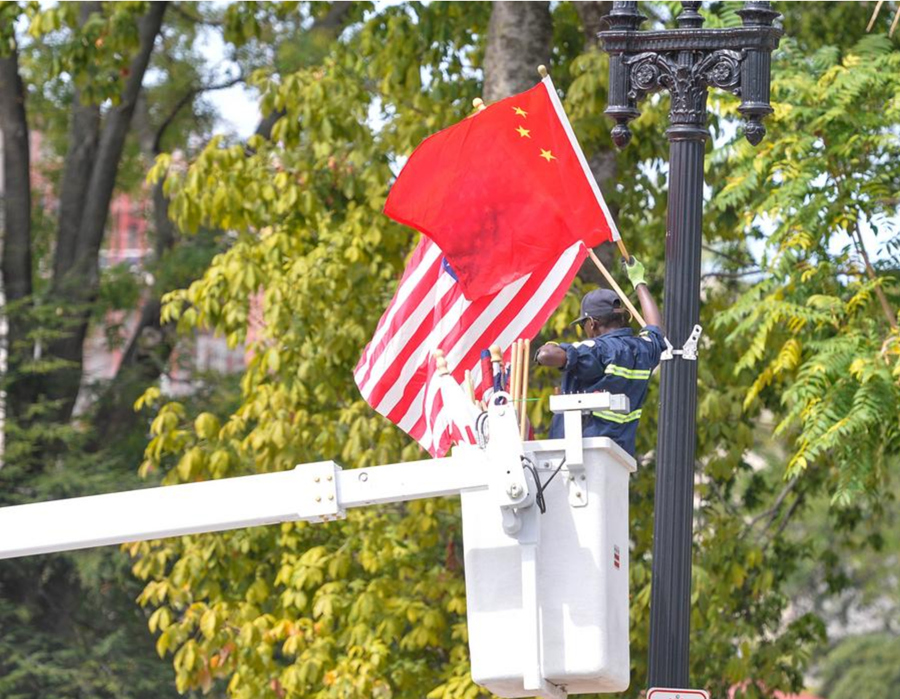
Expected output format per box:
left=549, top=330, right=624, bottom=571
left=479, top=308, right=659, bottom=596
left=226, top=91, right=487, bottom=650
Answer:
left=85, top=185, right=246, bottom=401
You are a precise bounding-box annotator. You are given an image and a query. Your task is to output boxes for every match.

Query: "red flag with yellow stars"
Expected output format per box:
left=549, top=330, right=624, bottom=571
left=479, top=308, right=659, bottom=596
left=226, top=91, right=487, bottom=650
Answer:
left=384, top=75, right=619, bottom=300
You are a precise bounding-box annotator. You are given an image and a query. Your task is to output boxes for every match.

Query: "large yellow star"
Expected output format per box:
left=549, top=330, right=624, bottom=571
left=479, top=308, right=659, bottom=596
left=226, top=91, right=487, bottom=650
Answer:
left=515, top=126, right=531, bottom=138
left=539, top=148, right=557, bottom=162
left=513, top=106, right=528, bottom=117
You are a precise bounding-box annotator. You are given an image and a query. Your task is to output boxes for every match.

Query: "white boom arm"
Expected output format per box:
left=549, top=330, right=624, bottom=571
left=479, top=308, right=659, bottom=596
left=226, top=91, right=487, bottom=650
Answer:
left=0, top=457, right=489, bottom=560
left=0, top=392, right=628, bottom=561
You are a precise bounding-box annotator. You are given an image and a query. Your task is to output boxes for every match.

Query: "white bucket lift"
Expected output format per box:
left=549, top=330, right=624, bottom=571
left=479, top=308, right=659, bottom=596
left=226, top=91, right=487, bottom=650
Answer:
left=461, top=435, right=633, bottom=697
left=0, top=392, right=634, bottom=697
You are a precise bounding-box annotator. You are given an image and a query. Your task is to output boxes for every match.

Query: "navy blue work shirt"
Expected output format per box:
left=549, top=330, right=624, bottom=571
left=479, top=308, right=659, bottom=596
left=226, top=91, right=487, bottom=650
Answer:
left=548, top=325, right=666, bottom=456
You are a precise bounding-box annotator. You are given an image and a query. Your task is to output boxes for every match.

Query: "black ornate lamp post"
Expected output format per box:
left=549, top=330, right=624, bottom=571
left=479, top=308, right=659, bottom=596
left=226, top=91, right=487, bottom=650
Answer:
left=599, top=1, right=782, bottom=690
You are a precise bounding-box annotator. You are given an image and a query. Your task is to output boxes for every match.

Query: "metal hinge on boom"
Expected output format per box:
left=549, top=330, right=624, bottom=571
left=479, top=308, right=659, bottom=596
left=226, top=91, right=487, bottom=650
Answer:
left=660, top=324, right=702, bottom=361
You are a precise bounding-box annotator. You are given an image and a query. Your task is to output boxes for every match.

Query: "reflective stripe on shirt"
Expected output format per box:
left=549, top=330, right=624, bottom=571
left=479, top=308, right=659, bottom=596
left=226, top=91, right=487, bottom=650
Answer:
left=604, top=363, right=651, bottom=380
left=593, top=408, right=643, bottom=424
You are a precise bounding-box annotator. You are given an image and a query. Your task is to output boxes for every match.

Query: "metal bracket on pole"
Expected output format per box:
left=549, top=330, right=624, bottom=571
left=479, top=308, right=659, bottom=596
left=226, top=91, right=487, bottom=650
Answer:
left=660, top=324, right=703, bottom=362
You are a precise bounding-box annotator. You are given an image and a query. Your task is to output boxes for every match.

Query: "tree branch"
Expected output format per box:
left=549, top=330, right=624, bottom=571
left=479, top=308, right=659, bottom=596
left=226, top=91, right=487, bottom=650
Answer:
left=748, top=475, right=800, bottom=530
left=72, top=1, right=168, bottom=272
left=311, top=2, right=354, bottom=33
left=252, top=2, right=356, bottom=141
left=96, top=2, right=359, bottom=439
left=54, top=2, right=102, bottom=285
left=701, top=269, right=762, bottom=281
left=772, top=494, right=803, bottom=540
left=171, top=2, right=223, bottom=27
left=851, top=223, right=898, bottom=331
left=153, top=72, right=245, bottom=153
left=706, top=475, right=745, bottom=521
left=701, top=243, right=757, bottom=269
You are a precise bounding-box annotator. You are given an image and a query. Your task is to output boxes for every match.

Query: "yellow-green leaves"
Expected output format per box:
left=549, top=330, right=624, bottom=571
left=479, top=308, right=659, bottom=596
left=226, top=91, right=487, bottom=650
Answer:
left=712, top=37, right=900, bottom=504
left=195, top=413, right=221, bottom=440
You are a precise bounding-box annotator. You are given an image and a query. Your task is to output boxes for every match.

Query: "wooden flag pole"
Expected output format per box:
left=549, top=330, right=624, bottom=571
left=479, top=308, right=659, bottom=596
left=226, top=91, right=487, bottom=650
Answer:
left=509, top=341, right=519, bottom=408
left=464, top=369, right=475, bottom=403
left=586, top=248, right=646, bottom=328
left=520, top=339, right=531, bottom=440
left=513, top=340, right=525, bottom=431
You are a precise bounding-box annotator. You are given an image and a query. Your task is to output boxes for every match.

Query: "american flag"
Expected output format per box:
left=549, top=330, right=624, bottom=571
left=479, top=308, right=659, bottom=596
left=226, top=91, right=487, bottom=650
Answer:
left=354, top=237, right=587, bottom=457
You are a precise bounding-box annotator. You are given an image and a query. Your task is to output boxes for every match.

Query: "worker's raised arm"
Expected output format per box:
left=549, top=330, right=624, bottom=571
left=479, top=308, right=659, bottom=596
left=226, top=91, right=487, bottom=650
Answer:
left=625, top=257, right=663, bottom=331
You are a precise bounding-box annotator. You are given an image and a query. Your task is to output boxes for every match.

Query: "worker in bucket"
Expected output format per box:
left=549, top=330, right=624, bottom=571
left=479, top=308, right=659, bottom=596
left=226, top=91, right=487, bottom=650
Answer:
left=534, top=257, right=665, bottom=456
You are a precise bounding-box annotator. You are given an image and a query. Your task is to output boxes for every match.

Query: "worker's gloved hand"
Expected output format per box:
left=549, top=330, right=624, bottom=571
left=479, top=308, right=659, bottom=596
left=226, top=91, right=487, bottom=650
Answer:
left=623, top=256, right=647, bottom=289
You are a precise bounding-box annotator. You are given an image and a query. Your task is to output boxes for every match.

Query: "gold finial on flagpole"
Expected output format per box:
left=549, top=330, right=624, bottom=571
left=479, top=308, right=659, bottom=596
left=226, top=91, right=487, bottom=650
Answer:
left=537, top=65, right=548, bottom=79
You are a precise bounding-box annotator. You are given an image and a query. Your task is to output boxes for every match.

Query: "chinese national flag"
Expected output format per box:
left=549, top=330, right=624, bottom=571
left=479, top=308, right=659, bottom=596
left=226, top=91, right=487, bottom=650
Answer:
left=384, top=75, right=618, bottom=300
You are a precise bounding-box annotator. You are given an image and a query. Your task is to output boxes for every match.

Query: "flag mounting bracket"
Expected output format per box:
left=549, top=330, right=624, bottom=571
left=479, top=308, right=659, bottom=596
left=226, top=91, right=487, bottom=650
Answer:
left=549, top=392, right=630, bottom=507
left=660, top=324, right=703, bottom=362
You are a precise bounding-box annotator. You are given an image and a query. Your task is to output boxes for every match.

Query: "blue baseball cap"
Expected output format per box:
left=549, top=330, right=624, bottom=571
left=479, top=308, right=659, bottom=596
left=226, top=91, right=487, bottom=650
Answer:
left=570, top=288, right=623, bottom=325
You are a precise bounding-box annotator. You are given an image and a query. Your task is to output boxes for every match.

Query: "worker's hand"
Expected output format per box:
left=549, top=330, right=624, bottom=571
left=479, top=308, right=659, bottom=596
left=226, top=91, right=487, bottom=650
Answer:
left=535, top=343, right=566, bottom=368
left=623, top=256, right=647, bottom=289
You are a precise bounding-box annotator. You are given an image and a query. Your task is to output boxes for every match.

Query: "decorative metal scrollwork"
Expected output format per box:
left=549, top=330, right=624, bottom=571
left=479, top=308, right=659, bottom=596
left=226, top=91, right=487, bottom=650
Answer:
left=696, top=50, right=743, bottom=95
left=626, top=52, right=663, bottom=99
left=601, top=1, right=781, bottom=146
left=625, top=49, right=745, bottom=127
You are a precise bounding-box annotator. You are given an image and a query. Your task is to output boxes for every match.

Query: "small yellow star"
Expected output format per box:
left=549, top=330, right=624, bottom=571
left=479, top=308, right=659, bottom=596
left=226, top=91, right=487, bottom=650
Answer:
left=515, top=126, right=531, bottom=138
left=539, top=148, right=557, bottom=162
left=513, top=106, right=528, bottom=118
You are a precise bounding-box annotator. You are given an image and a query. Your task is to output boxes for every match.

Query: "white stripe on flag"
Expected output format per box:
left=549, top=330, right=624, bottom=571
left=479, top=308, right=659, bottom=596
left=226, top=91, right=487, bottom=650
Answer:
left=396, top=242, right=582, bottom=443
left=373, top=284, right=467, bottom=415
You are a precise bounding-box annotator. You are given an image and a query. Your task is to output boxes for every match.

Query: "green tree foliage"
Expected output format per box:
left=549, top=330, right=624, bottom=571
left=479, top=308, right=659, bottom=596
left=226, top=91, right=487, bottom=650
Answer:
left=816, top=633, right=900, bottom=699
left=714, top=34, right=900, bottom=503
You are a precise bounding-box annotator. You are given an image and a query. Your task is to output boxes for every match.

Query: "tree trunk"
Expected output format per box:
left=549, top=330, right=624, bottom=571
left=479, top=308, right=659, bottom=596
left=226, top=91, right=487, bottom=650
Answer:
left=46, top=1, right=168, bottom=422
left=0, top=46, right=34, bottom=419
left=482, top=2, right=553, bottom=103
left=93, top=3, right=357, bottom=443
left=574, top=1, right=612, bottom=44
left=53, top=2, right=102, bottom=284
left=91, top=102, right=178, bottom=446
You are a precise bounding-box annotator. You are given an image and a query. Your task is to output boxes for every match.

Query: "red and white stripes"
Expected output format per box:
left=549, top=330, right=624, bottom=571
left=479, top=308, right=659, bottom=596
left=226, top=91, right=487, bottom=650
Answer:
left=355, top=237, right=586, bottom=457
